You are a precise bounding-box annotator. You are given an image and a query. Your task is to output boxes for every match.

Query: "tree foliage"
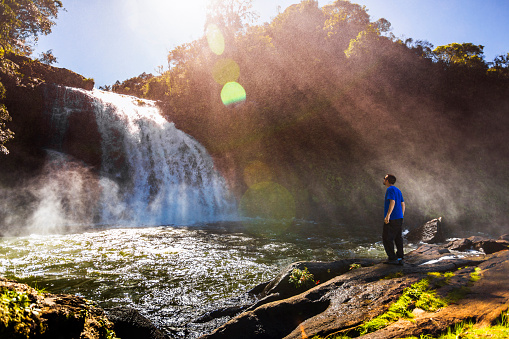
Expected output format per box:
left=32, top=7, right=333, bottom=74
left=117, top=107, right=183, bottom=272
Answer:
left=0, top=0, right=63, bottom=55
left=38, top=49, right=57, bottom=65
left=433, top=42, right=487, bottom=69
left=206, top=0, right=259, bottom=38
left=0, top=0, right=64, bottom=154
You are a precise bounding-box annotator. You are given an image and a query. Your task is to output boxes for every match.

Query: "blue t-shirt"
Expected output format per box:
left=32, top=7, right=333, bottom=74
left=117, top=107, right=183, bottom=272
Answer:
left=384, top=186, right=404, bottom=220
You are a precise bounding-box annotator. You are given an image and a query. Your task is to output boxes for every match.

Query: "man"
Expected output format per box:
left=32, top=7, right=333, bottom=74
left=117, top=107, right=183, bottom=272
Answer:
left=383, top=174, right=405, bottom=265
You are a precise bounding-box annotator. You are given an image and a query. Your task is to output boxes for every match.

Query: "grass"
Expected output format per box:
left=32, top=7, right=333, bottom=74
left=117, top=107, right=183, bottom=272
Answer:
left=402, top=309, right=509, bottom=339
left=313, top=309, right=509, bottom=339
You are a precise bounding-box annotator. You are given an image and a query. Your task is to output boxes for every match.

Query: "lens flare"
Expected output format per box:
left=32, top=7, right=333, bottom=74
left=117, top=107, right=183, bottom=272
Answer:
left=243, top=160, right=273, bottom=188
left=221, top=82, right=246, bottom=106
left=212, top=58, right=240, bottom=85
left=239, top=181, right=296, bottom=220
left=206, top=23, right=225, bottom=55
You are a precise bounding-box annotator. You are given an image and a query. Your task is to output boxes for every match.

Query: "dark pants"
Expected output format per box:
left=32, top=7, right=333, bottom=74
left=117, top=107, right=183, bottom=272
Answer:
left=382, top=218, right=404, bottom=260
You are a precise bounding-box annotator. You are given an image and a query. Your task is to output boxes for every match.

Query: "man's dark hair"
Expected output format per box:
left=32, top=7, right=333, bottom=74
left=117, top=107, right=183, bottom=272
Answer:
left=386, top=174, right=397, bottom=185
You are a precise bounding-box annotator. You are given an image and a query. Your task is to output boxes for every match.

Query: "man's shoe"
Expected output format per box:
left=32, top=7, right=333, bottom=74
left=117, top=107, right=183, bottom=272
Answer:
left=397, top=258, right=404, bottom=265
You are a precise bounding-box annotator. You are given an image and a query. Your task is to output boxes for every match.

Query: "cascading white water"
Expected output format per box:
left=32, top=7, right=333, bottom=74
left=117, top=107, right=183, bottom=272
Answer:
left=91, top=89, right=235, bottom=225
left=28, top=85, right=235, bottom=229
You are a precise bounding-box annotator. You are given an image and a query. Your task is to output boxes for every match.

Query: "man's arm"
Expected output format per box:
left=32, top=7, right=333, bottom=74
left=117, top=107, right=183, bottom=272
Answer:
left=385, top=199, right=395, bottom=224
left=401, top=201, right=405, bottom=217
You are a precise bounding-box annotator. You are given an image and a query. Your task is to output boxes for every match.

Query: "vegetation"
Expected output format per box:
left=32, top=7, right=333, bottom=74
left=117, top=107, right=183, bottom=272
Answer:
left=358, top=278, right=446, bottom=335
left=0, top=0, right=64, bottom=154
left=313, top=309, right=509, bottom=339
left=289, top=266, right=315, bottom=288
left=0, top=284, right=119, bottom=339
left=0, top=287, right=44, bottom=338
left=403, top=309, right=509, bottom=339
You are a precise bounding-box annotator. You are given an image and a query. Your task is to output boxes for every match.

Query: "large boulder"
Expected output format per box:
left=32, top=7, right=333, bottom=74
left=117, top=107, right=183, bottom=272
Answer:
left=405, top=217, right=446, bottom=244
left=106, top=307, right=168, bottom=339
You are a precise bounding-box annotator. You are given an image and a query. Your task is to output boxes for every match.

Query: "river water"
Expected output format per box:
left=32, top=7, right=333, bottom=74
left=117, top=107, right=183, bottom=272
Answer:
left=0, top=220, right=416, bottom=337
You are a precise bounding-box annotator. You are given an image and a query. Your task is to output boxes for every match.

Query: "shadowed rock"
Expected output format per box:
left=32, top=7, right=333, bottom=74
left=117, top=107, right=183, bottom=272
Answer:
left=405, top=217, right=446, bottom=244
left=106, top=306, right=168, bottom=339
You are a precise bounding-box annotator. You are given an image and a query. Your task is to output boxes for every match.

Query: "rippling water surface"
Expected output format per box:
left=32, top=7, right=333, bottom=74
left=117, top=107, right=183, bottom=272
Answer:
left=0, top=221, right=416, bottom=337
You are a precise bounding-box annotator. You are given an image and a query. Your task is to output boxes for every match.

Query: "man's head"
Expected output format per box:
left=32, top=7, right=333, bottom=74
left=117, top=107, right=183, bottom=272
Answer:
left=384, top=174, right=396, bottom=186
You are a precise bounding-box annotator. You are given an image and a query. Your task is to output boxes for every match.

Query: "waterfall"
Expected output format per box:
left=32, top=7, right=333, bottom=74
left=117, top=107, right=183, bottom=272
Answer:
left=14, top=85, right=236, bottom=231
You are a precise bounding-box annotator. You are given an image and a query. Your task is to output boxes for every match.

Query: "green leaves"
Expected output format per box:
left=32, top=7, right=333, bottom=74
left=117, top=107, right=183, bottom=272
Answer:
left=433, top=42, right=487, bottom=69
left=289, top=267, right=315, bottom=289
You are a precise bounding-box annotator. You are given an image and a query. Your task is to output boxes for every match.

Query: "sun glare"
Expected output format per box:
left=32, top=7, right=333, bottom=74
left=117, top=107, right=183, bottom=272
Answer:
left=124, top=0, right=208, bottom=42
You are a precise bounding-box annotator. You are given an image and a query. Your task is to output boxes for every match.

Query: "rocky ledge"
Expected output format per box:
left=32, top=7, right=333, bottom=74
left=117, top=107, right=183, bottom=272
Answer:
left=197, top=232, right=509, bottom=339
left=1, top=230, right=508, bottom=338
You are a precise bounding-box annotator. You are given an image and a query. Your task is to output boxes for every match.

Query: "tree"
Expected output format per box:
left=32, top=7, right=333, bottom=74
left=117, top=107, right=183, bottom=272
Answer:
left=205, top=0, right=259, bottom=40
left=38, top=49, right=57, bottom=65
left=488, top=52, right=509, bottom=78
left=111, top=72, right=154, bottom=97
left=0, top=82, right=14, bottom=154
left=432, top=43, right=487, bottom=69
left=0, top=0, right=63, bottom=55
left=0, top=0, right=64, bottom=154
left=323, top=0, right=370, bottom=44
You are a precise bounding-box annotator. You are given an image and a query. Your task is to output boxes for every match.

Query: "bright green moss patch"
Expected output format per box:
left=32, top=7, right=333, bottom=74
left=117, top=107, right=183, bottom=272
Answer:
left=0, top=287, right=44, bottom=339
left=470, top=267, right=482, bottom=283
left=358, top=278, right=447, bottom=335
left=402, top=309, right=509, bottom=339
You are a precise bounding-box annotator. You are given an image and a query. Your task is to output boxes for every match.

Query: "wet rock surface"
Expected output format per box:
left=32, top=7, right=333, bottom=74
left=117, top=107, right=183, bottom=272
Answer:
left=106, top=306, right=168, bottom=339
left=197, top=234, right=509, bottom=339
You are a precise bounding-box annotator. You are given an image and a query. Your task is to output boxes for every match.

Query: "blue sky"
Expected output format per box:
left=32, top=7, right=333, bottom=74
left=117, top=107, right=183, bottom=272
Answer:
left=32, top=0, right=509, bottom=88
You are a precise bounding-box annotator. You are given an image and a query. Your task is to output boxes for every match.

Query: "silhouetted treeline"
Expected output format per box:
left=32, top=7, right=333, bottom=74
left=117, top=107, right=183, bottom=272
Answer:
left=112, top=0, right=509, bottom=232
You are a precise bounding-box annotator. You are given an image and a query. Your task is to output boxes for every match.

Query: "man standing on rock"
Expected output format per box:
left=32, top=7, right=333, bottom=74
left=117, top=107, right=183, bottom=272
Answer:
left=383, top=174, right=405, bottom=265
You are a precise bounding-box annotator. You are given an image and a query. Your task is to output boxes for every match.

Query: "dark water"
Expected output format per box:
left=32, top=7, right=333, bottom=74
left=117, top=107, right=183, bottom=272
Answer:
left=0, top=220, right=416, bottom=337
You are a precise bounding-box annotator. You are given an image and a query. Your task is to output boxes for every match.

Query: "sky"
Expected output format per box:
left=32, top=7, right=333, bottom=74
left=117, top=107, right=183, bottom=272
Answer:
left=31, top=0, right=509, bottom=88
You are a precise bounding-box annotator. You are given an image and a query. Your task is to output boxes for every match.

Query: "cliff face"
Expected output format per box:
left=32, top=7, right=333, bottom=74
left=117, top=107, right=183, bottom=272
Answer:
left=2, top=53, right=94, bottom=91
left=0, top=54, right=97, bottom=185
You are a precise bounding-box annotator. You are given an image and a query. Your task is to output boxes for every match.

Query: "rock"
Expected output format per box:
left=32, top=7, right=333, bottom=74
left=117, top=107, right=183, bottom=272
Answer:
left=195, top=306, right=250, bottom=323
left=405, top=217, right=446, bottom=244
left=4, top=52, right=94, bottom=90
left=475, top=240, right=509, bottom=254
left=199, top=238, right=509, bottom=339
left=197, top=259, right=380, bottom=325
left=445, top=238, right=473, bottom=251
left=499, top=234, right=509, bottom=241
left=106, top=306, right=168, bottom=339
left=0, top=277, right=117, bottom=339
left=257, top=259, right=379, bottom=300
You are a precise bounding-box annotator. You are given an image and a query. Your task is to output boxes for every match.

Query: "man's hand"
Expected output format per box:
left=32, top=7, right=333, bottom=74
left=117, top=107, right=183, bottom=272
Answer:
left=385, top=199, right=395, bottom=224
